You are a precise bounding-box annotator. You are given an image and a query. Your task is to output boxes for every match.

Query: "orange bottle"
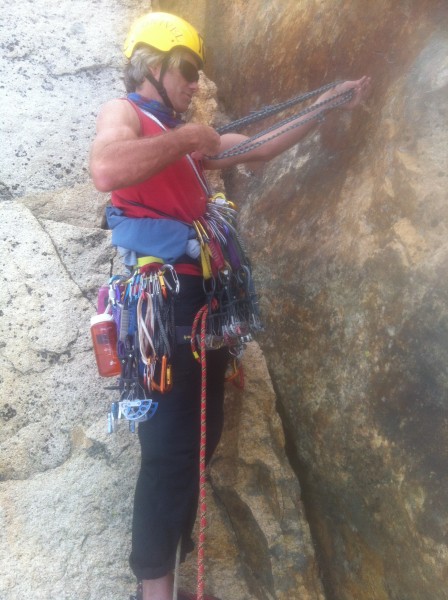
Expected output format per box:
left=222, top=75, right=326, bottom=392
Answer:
left=90, top=314, right=121, bottom=377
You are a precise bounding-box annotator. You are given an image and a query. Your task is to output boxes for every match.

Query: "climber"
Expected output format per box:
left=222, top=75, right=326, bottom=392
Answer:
left=89, top=11, right=371, bottom=600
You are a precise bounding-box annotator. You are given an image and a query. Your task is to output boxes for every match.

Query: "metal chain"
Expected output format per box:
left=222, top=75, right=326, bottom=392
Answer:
left=208, top=85, right=354, bottom=161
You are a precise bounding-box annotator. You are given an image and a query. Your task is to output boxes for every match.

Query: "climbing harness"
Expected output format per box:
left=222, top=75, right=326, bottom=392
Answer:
left=99, top=192, right=260, bottom=433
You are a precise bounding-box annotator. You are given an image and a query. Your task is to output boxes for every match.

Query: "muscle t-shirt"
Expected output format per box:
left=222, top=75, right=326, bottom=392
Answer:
left=111, top=101, right=209, bottom=223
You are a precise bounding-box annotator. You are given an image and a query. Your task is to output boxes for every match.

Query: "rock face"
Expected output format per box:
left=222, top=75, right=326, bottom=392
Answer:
left=208, top=344, right=323, bottom=600
left=162, top=1, right=448, bottom=599
left=2, top=0, right=448, bottom=599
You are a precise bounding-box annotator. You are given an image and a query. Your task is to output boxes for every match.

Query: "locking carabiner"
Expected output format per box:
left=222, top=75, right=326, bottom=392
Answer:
left=151, top=355, right=173, bottom=394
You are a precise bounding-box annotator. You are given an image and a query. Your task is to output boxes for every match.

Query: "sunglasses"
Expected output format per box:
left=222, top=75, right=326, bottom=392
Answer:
left=179, top=59, right=200, bottom=83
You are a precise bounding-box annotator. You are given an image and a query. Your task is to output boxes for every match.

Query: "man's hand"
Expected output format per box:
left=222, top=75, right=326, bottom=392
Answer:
left=318, top=76, right=372, bottom=111
left=178, top=123, right=222, bottom=160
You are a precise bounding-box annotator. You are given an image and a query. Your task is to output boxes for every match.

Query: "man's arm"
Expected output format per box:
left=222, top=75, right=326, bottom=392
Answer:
left=90, top=99, right=221, bottom=192
left=202, top=77, right=371, bottom=170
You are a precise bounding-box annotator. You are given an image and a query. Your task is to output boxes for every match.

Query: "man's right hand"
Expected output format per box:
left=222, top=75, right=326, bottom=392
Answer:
left=178, top=123, right=222, bottom=160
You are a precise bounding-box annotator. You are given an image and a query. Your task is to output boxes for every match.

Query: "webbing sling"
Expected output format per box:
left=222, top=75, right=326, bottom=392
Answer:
left=208, top=81, right=354, bottom=160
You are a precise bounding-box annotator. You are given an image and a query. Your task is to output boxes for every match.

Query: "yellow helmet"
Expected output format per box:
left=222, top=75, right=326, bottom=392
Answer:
left=124, top=12, right=205, bottom=68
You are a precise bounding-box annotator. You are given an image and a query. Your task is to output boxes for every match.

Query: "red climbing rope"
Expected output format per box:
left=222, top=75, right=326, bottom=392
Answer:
left=191, top=304, right=209, bottom=600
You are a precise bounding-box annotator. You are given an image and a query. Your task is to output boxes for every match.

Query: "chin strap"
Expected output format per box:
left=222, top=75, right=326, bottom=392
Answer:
left=145, top=55, right=174, bottom=111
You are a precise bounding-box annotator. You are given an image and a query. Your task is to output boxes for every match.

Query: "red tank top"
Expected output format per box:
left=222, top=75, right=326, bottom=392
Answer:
left=111, top=101, right=209, bottom=223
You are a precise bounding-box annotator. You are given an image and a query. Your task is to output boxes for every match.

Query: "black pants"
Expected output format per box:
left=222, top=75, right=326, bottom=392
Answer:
left=129, top=275, right=229, bottom=580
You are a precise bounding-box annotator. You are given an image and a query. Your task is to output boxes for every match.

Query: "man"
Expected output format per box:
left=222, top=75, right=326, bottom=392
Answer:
left=90, top=11, right=371, bottom=600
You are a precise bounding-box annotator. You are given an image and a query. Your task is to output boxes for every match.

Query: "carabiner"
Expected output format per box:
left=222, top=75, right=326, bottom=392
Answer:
left=151, top=355, right=173, bottom=394
left=158, top=271, right=167, bottom=300
left=162, top=264, right=180, bottom=295
left=225, top=359, right=244, bottom=389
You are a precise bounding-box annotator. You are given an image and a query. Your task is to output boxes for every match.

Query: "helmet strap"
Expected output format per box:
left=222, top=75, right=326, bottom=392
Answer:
left=145, top=55, right=174, bottom=111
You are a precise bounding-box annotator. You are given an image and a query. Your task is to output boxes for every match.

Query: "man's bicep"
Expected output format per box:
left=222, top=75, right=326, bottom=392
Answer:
left=92, top=123, right=138, bottom=155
